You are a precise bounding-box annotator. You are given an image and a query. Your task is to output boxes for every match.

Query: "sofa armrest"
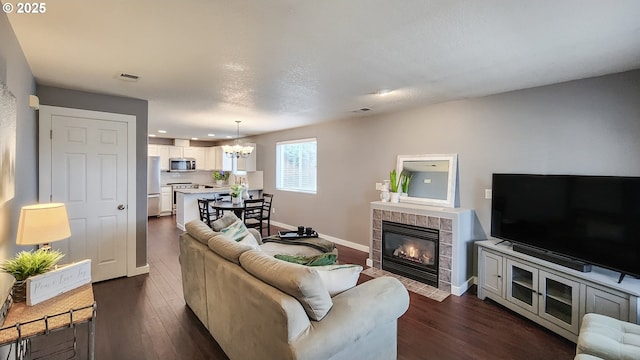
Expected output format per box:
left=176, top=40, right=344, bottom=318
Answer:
left=247, top=228, right=263, bottom=244
left=292, top=276, right=409, bottom=358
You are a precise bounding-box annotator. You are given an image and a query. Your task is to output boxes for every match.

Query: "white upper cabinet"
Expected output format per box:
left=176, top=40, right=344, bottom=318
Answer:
left=183, top=147, right=206, bottom=169
left=148, top=143, right=255, bottom=172
left=168, top=146, right=183, bottom=159
left=149, top=144, right=170, bottom=170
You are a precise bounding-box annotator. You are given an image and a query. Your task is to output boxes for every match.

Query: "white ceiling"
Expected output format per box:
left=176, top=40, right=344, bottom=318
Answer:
left=7, top=1, right=640, bottom=140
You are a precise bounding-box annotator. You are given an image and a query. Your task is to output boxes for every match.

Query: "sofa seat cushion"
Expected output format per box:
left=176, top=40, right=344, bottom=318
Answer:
left=314, top=265, right=363, bottom=297
left=185, top=220, right=220, bottom=245
left=576, top=313, right=640, bottom=359
left=239, top=250, right=333, bottom=321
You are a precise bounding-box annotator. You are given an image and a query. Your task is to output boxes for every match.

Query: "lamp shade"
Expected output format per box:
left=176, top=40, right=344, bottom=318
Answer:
left=16, top=203, right=71, bottom=246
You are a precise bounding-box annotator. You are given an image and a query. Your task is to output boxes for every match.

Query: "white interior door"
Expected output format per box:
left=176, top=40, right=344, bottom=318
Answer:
left=40, top=108, right=131, bottom=282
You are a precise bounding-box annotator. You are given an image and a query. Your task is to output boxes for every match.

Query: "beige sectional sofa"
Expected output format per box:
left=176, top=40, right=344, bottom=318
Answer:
left=179, top=219, right=410, bottom=360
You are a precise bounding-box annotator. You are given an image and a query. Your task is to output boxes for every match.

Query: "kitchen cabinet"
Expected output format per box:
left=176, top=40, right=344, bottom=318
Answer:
left=160, top=186, right=172, bottom=214
left=148, top=145, right=170, bottom=170
left=168, top=146, right=183, bottom=159
left=477, top=240, right=640, bottom=342
left=204, top=147, right=217, bottom=170
left=183, top=147, right=206, bottom=169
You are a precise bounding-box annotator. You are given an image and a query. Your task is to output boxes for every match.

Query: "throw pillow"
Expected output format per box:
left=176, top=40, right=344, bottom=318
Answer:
left=314, top=265, right=363, bottom=297
left=274, top=253, right=337, bottom=266
left=212, top=212, right=240, bottom=231
left=239, top=250, right=333, bottom=321
left=221, top=220, right=250, bottom=242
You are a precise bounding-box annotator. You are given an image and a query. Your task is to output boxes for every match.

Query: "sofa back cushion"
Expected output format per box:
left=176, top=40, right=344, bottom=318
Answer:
left=240, top=250, right=333, bottom=321
left=212, top=212, right=240, bottom=231
left=185, top=220, right=220, bottom=245
left=208, top=234, right=255, bottom=265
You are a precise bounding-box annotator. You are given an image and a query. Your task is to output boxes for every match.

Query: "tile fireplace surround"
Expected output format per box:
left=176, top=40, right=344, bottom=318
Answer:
left=370, top=201, right=475, bottom=296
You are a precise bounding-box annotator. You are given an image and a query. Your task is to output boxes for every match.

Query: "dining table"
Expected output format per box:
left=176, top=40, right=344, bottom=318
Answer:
left=211, top=200, right=246, bottom=218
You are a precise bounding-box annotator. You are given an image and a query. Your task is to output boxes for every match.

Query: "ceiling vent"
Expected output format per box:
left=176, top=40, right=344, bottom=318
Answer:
left=118, top=73, right=140, bottom=82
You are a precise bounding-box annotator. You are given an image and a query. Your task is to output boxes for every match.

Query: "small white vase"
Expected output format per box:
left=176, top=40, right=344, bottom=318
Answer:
left=232, top=197, right=241, bottom=204
left=380, top=190, right=390, bottom=202
left=390, top=192, right=400, bottom=203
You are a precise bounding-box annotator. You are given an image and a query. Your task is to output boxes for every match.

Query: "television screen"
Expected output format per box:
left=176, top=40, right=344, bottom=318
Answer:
left=491, top=174, right=640, bottom=277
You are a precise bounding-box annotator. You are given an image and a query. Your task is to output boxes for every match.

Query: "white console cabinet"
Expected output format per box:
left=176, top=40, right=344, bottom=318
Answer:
left=478, top=240, right=640, bottom=342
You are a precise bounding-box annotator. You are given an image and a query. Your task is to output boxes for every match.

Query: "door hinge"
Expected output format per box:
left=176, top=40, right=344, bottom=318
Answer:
left=50, top=194, right=52, bottom=202
left=50, top=130, right=52, bottom=139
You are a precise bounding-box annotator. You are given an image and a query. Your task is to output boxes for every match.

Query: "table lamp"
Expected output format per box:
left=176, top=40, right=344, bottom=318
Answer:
left=16, top=203, right=71, bottom=248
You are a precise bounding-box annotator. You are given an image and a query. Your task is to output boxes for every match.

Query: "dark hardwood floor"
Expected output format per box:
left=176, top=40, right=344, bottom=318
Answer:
left=91, top=216, right=576, bottom=359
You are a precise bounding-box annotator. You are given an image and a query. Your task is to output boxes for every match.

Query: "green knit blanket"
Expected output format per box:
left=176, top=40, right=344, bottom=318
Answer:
left=274, top=253, right=337, bottom=266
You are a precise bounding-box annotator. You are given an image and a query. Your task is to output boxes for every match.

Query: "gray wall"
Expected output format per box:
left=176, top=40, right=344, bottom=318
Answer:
left=36, top=86, right=149, bottom=267
left=0, top=12, right=38, bottom=300
left=250, top=70, right=640, bottom=249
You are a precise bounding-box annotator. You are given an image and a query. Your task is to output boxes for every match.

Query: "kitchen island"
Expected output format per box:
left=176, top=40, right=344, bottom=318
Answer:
left=174, top=187, right=262, bottom=230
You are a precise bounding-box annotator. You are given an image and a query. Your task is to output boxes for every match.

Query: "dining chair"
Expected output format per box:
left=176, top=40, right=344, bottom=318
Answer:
left=243, top=198, right=265, bottom=235
left=197, top=198, right=215, bottom=227
left=261, top=193, right=274, bottom=236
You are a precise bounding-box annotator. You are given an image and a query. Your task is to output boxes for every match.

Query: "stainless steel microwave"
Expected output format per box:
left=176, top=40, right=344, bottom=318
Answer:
left=169, top=158, right=196, bottom=172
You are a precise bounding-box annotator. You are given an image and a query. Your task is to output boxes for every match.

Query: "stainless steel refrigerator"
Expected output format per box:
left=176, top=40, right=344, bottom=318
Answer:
left=147, top=156, right=161, bottom=217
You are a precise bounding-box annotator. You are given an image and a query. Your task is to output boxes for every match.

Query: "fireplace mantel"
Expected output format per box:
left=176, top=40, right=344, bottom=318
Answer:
left=369, top=201, right=475, bottom=296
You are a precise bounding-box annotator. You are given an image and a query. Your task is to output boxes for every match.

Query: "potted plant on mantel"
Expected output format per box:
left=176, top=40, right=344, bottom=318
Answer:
left=1, top=248, right=64, bottom=302
left=389, top=169, right=401, bottom=203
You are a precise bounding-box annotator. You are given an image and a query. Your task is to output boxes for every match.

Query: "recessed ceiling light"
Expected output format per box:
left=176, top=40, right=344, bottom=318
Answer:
left=158, top=130, right=167, bottom=134
left=191, top=137, right=198, bottom=140
left=226, top=135, right=233, bottom=139
left=376, top=89, right=392, bottom=96
left=208, top=134, right=215, bottom=137
left=148, top=134, right=156, bottom=137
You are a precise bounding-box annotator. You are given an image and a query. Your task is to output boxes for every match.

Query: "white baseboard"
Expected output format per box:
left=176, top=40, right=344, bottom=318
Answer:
left=270, top=221, right=369, bottom=253
left=451, top=277, right=474, bottom=296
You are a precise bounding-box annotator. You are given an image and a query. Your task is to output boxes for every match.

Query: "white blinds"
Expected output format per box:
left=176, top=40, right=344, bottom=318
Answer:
left=276, top=138, right=317, bottom=193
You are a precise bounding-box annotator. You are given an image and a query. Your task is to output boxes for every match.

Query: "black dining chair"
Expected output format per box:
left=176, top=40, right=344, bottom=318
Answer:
left=243, top=198, right=264, bottom=235
left=261, top=193, right=274, bottom=236
left=197, top=198, right=215, bottom=227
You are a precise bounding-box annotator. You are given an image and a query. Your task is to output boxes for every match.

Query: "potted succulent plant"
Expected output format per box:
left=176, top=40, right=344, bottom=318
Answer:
left=1, top=248, right=64, bottom=302
left=400, top=171, right=412, bottom=196
left=390, top=169, right=401, bottom=203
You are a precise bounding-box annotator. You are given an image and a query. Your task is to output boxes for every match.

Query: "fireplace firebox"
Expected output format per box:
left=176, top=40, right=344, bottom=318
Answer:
left=382, top=221, right=439, bottom=287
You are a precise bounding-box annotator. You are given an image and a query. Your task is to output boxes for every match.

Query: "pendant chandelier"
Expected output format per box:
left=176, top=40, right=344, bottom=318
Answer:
left=222, top=121, right=254, bottom=158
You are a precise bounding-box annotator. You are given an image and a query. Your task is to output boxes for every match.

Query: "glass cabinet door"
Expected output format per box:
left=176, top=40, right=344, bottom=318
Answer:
left=539, top=271, right=580, bottom=333
left=506, top=259, right=538, bottom=313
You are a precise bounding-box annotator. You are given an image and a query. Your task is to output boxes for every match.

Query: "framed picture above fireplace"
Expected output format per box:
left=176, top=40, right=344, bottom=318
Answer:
left=396, top=153, right=458, bottom=208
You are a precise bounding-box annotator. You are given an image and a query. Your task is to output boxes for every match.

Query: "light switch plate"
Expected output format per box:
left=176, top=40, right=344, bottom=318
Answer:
left=375, top=183, right=383, bottom=190
left=485, top=189, right=492, bottom=199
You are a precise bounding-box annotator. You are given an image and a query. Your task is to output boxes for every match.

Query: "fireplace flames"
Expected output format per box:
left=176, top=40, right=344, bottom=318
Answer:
left=392, top=245, right=434, bottom=265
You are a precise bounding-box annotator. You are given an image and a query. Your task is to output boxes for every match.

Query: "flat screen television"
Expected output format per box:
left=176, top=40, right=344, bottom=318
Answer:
left=491, top=173, right=640, bottom=279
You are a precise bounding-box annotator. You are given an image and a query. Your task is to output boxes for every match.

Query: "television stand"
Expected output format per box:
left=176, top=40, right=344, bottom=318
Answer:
left=512, top=243, right=592, bottom=273
left=478, top=240, right=640, bottom=342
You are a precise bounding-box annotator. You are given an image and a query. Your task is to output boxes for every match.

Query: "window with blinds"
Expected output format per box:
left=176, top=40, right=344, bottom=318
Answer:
left=276, top=138, right=317, bottom=193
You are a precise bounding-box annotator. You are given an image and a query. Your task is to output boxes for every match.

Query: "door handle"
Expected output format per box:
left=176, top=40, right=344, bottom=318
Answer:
left=118, top=204, right=126, bottom=210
